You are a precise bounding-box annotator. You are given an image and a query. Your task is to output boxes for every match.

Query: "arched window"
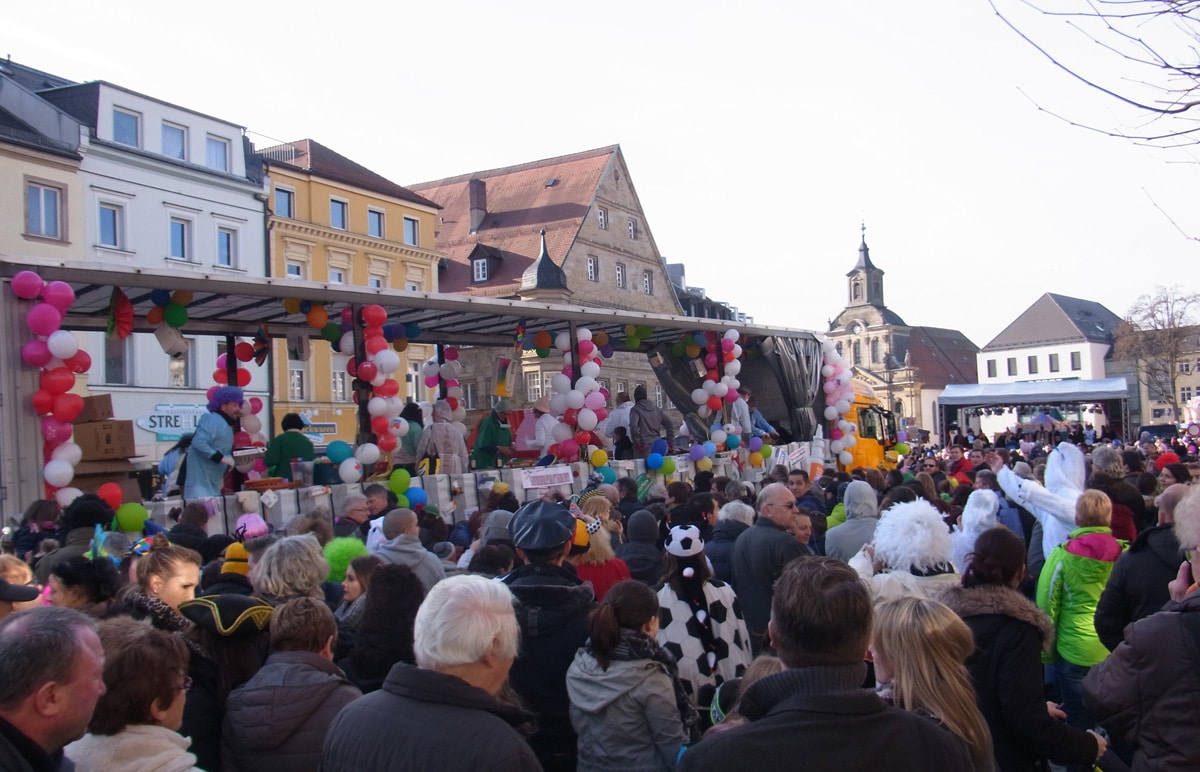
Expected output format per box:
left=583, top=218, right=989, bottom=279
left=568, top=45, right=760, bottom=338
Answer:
left=852, top=281, right=862, bottom=300
left=836, top=342, right=843, bottom=356
left=870, top=338, right=879, bottom=363
left=853, top=340, right=861, bottom=365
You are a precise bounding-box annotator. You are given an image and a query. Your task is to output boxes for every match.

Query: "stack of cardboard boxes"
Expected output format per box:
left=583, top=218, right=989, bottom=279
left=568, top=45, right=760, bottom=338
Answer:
left=69, top=395, right=142, bottom=503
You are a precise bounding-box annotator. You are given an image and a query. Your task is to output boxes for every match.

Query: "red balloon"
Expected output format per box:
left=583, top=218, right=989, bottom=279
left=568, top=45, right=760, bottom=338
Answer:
left=234, top=431, right=253, bottom=447
left=364, top=336, right=387, bottom=355
left=361, top=305, right=387, bottom=327
left=375, top=379, right=399, bottom=397
left=53, top=393, right=84, bottom=422
left=375, top=433, right=397, bottom=452
left=357, top=361, right=378, bottom=382
left=707, top=396, right=722, bottom=411
left=346, top=357, right=357, bottom=377
left=97, top=482, right=123, bottom=510
left=235, top=368, right=251, bottom=387
left=65, top=350, right=91, bottom=374
left=32, top=390, right=54, bottom=415
left=371, top=415, right=390, bottom=435
left=574, top=431, right=591, bottom=446
left=548, top=443, right=561, bottom=458
left=213, top=369, right=229, bottom=385
left=563, top=408, right=580, bottom=426
left=234, top=342, right=255, bottom=362
left=363, top=325, right=384, bottom=339
left=445, top=396, right=459, bottom=411
left=40, top=367, right=74, bottom=395
left=594, top=407, right=607, bottom=421
left=340, top=307, right=354, bottom=325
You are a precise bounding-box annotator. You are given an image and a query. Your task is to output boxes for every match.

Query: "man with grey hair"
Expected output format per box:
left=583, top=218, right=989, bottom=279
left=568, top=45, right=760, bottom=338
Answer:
left=333, top=493, right=372, bottom=540
left=707, top=501, right=755, bottom=585
left=321, top=575, right=538, bottom=771
left=731, top=482, right=808, bottom=652
left=0, top=607, right=106, bottom=771
left=372, top=508, right=444, bottom=593
left=1094, top=482, right=1188, bottom=651
left=1088, top=444, right=1147, bottom=538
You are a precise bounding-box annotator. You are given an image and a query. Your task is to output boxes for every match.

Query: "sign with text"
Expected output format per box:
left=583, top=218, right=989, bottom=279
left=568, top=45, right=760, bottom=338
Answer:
left=136, top=404, right=207, bottom=441
left=520, top=465, right=573, bottom=490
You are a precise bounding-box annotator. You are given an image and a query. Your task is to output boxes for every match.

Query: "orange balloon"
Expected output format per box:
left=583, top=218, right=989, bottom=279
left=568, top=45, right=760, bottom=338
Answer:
left=147, top=306, right=164, bottom=325
left=306, top=306, right=328, bottom=329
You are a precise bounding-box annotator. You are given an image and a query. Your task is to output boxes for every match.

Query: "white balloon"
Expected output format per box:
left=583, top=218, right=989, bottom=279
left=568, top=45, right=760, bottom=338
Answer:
left=452, top=406, right=467, bottom=422
left=580, top=361, right=601, bottom=378
left=367, top=397, right=388, bottom=416
left=820, top=365, right=834, bottom=377
left=566, top=390, right=585, bottom=410
left=830, top=440, right=844, bottom=454
left=837, top=420, right=851, bottom=432
left=43, top=460, right=74, bottom=487
left=241, top=414, right=262, bottom=434
left=724, top=328, right=740, bottom=341
left=385, top=397, right=405, bottom=417
left=836, top=400, right=851, bottom=415
left=355, top=443, right=381, bottom=464
left=562, top=352, right=573, bottom=365
left=552, top=422, right=573, bottom=442
left=711, top=430, right=727, bottom=445
left=724, top=360, right=741, bottom=376
left=438, top=363, right=458, bottom=381
left=551, top=373, right=572, bottom=394
left=47, top=330, right=78, bottom=359
left=51, top=442, right=82, bottom=466
left=824, top=406, right=839, bottom=421
left=577, top=328, right=593, bottom=342
left=421, top=361, right=440, bottom=378
left=702, top=380, right=718, bottom=394
left=340, top=332, right=356, bottom=354
left=371, top=372, right=387, bottom=387
left=691, top=389, right=708, bottom=405
left=698, top=405, right=711, bottom=418
left=55, top=487, right=83, bottom=508
left=446, top=386, right=464, bottom=398
left=46, top=358, right=65, bottom=370
left=726, top=377, right=740, bottom=390
left=713, top=383, right=728, bottom=398
left=839, top=451, right=854, bottom=466
left=338, top=458, right=363, bottom=484
left=374, top=350, right=401, bottom=374
left=724, top=423, right=738, bottom=435
left=732, top=344, right=742, bottom=358
left=843, top=434, right=857, bottom=448
left=549, top=394, right=568, bottom=414
left=575, top=376, right=598, bottom=394
left=555, top=332, right=571, bottom=352
left=390, top=418, right=410, bottom=437
left=576, top=408, right=598, bottom=431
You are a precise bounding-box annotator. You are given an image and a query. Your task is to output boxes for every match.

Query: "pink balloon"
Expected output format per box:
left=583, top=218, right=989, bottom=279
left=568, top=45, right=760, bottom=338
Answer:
left=22, top=340, right=53, bottom=368
left=11, top=270, right=44, bottom=300
left=823, top=382, right=836, bottom=394
left=26, top=304, right=62, bottom=336
left=424, top=375, right=439, bottom=388
left=249, top=397, right=264, bottom=414
left=341, top=307, right=354, bottom=325
left=41, top=281, right=75, bottom=310
left=216, top=353, right=228, bottom=369
left=560, top=439, right=580, bottom=457
left=704, top=352, right=718, bottom=368
left=830, top=428, right=844, bottom=440
left=41, top=418, right=72, bottom=446
left=444, top=347, right=459, bottom=361
left=599, top=387, right=610, bottom=400
left=724, top=389, right=739, bottom=403
left=721, top=338, right=735, bottom=352
left=445, top=379, right=460, bottom=388
left=584, top=391, right=605, bottom=410
left=594, top=407, right=607, bottom=421
left=577, top=340, right=595, bottom=356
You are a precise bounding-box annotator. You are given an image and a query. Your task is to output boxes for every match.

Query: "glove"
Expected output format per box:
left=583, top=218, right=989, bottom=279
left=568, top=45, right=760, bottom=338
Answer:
left=220, top=456, right=235, bottom=468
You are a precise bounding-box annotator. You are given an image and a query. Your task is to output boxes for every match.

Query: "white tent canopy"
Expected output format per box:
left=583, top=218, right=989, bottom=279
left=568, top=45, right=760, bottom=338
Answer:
left=938, top=378, right=1129, bottom=407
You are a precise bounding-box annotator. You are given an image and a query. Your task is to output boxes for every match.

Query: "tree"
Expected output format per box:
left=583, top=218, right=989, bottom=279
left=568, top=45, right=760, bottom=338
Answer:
left=1113, top=285, right=1200, bottom=422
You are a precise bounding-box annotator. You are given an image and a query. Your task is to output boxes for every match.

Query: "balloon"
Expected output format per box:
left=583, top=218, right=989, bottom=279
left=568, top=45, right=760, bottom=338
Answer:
left=55, top=487, right=83, bottom=508
left=724, top=389, right=739, bottom=403
left=40, top=367, right=74, bottom=395
left=376, top=433, right=397, bottom=452
left=38, top=281, right=74, bottom=310
left=703, top=441, right=717, bottom=457
left=326, top=441, right=353, bottom=464
left=590, top=449, right=609, bottom=467
left=575, top=376, right=598, bottom=395
left=241, top=414, right=262, bottom=435
left=843, top=434, right=857, bottom=448
left=626, top=336, right=641, bottom=349
left=115, top=502, right=148, bottom=532
left=163, top=302, right=188, bottom=328
left=823, top=406, right=839, bottom=421
left=246, top=397, right=262, bottom=414
left=576, top=408, right=598, bottom=431
left=27, top=303, right=62, bottom=336
left=390, top=418, right=410, bottom=437
left=566, top=391, right=585, bottom=410
left=235, top=369, right=251, bottom=387
left=707, top=396, right=722, bottom=411
left=234, top=342, right=255, bottom=362
left=354, top=443, right=381, bottom=465
left=52, top=393, right=83, bottom=422
left=97, top=482, right=123, bottom=510
left=839, top=451, right=854, bottom=466
left=646, top=439, right=664, bottom=456
left=443, top=346, right=459, bottom=361
left=748, top=437, right=764, bottom=452
left=338, top=458, right=363, bottom=484
left=61, top=349, right=88, bottom=375
left=749, top=451, right=764, bottom=468
left=22, top=340, right=53, bottom=369
left=661, top=457, right=676, bottom=475
left=598, top=466, right=617, bottom=484
left=32, top=390, right=54, bottom=415
left=688, top=444, right=706, bottom=461
left=555, top=332, right=571, bottom=351
left=897, top=431, right=908, bottom=443
left=552, top=422, right=573, bottom=442
left=695, top=457, right=713, bottom=472
left=406, top=487, right=428, bottom=506
left=357, top=360, right=378, bottom=382
left=306, top=306, right=328, bottom=329
left=51, top=442, right=82, bottom=465
left=821, top=365, right=834, bottom=377
left=361, top=304, right=387, bottom=326
left=212, top=368, right=229, bottom=385
left=43, top=459, right=74, bottom=487
left=894, top=442, right=911, bottom=455
left=367, top=397, right=388, bottom=417
left=560, top=439, right=580, bottom=458
left=389, top=468, right=412, bottom=495
left=46, top=330, right=78, bottom=359
left=11, top=270, right=44, bottom=299
left=581, top=391, right=604, bottom=411
left=365, top=337, right=388, bottom=355
left=374, top=350, right=401, bottom=375
left=580, top=361, right=601, bottom=378
left=830, top=440, right=844, bottom=454
left=760, top=444, right=773, bottom=459
left=726, top=434, right=741, bottom=449
left=691, top=389, right=708, bottom=406
left=646, top=452, right=664, bottom=470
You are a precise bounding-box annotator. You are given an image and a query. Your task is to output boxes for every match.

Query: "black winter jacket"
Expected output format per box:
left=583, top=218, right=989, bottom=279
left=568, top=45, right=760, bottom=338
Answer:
left=1093, top=524, right=1183, bottom=651
left=941, top=584, right=1099, bottom=772
left=320, top=663, right=541, bottom=771
left=705, top=519, right=748, bottom=585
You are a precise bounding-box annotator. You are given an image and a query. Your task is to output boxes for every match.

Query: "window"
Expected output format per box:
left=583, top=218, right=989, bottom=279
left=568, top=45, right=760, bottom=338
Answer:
left=1007, top=357, right=1017, bottom=376
left=162, top=122, right=186, bottom=160
left=615, top=263, right=626, bottom=289
left=870, top=338, right=879, bottom=363
left=113, top=108, right=140, bottom=147
left=853, top=340, right=861, bottom=366
left=597, top=378, right=609, bottom=394
left=1070, top=351, right=1082, bottom=371
left=169, top=217, right=191, bottom=260
left=330, top=199, right=348, bottom=230
left=403, top=217, right=419, bottom=245
left=1049, top=353, right=1060, bottom=373
left=288, top=361, right=307, bottom=400
left=286, top=262, right=303, bottom=279
left=986, top=359, right=997, bottom=378
left=587, top=255, right=598, bottom=282
left=1027, top=355, right=1038, bottom=375
left=642, top=270, right=653, bottom=295
left=331, top=369, right=348, bottom=402
left=26, top=182, right=62, bottom=239
left=527, top=372, right=543, bottom=402
left=473, top=258, right=488, bottom=282
left=1182, top=386, right=1193, bottom=404
left=406, top=282, right=420, bottom=292
left=369, top=275, right=384, bottom=289
left=368, top=209, right=385, bottom=238
left=329, top=269, right=345, bottom=284
left=274, top=188, right=294, bottom=218
left=217, top=227, right=237, bottom=267
left=205, top=135, right=230, bottom=171
left=852, top=281, right=862, bottom=301
left=169, top=348, right=192, bottom=388
left=463, top=382, right=476, bottom=410
left=99, top=203, right=122, bottom=248
left=616, top=381, right=627, bottom=395
left=597, top=207, right=608, bottom=230
left=655, top=384, right=663, bottom=408
left=836, top=342, right=843, bottom=356
left=627, top=219, right=638, bottom=240
left=104, top=336, right=129, bottom=385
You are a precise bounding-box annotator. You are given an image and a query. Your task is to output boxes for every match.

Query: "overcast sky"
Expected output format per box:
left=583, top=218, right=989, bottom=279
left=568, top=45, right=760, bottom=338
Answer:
left=6, top=0, right=1195, bottom=347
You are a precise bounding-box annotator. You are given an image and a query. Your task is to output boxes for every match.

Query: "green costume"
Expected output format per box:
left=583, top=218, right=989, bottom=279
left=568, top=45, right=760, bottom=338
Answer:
left=472, top=411, right=512, bottom=469
left=263, top=430, right=315, bottom=480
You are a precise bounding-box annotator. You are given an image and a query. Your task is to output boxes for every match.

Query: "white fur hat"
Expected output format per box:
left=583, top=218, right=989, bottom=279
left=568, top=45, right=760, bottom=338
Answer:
left=873, top=499, right=953, bottom=573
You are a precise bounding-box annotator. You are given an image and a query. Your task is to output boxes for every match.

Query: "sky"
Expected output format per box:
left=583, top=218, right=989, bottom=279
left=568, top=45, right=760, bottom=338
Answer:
left=5, top=0, right=1196, bottom=348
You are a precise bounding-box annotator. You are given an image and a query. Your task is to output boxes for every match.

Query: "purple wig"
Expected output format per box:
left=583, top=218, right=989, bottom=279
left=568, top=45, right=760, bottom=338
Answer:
left=208, top=386, right=245, bottom=413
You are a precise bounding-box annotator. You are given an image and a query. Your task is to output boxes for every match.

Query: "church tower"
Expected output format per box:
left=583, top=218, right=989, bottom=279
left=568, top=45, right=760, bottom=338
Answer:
left=846, top=223, right=885, bottom=309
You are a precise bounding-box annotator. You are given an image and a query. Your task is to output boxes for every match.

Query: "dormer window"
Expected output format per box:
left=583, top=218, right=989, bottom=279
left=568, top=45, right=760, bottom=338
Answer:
left=473, top=258, right=489, bottom=282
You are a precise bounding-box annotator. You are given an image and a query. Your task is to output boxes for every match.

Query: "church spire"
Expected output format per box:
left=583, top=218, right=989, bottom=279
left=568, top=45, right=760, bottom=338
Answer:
left=855, top=221, right=876, bottom=271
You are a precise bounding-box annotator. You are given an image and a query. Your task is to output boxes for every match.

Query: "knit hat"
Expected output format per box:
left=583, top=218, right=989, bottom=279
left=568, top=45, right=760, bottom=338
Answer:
left=179, top=594, right=272, bottom=638
left=1157, top=452, right=1181, bottom=472
left=480, top=510, right=515, bottom=547
left=664, top=525, right=704, bottom=558
left=1012, top=461, right=1035, bottom=480
left=626, top=510, right=659, bottom=544
left=221, top=543, right=250, bottom=576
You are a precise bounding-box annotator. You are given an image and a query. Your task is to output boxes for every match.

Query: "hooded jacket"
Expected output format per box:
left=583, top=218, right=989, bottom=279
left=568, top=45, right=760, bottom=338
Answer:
left=997, top=443, right=1086, bottom=558
left=66, top=724, right=199, bottom=772
left=1037, top=526, right=1124, bottom=666
left=320, top=663, right=539, bottom=772
left=567, top=652, right=686, bottom=772
left=704, top=519, right=748, bottom=585
left=629, top=399, right=676, bottom=453
left=950, top=490, right=999, bottom=573
left=373, top=533, right=445, bottom=594
left=615, top=510, right=664, bottom=586
left=221, top=651, right=360, bottom=771
left=940, top=584, right=1100, bottom=772
left=824, top=481, right=878, bottom=562
left=1094, top=524, right=1183, bottom=651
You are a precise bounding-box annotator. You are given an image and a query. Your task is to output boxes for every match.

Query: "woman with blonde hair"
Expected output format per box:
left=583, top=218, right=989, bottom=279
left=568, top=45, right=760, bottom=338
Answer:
left=582, top=494, right=623, bottom=545
left=110, top=534, right=202, bottom=631
left=871, top=596, right=995, bottom=771
left=568, top=517, right=631, bottom=603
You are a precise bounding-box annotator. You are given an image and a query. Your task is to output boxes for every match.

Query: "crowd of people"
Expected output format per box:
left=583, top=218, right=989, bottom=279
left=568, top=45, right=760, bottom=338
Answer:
left=0, top=423, right=1197, bottom=771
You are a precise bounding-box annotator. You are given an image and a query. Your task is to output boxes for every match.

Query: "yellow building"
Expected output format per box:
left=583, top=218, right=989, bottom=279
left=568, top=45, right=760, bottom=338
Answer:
left=259, top=140, right=442, bottom=442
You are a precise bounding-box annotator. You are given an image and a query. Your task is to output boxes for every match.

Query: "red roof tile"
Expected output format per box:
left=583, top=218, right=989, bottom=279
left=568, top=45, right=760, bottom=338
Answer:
left=259, top=139, right=440, bottom=209
left=905, top=326, right=980, bottom=389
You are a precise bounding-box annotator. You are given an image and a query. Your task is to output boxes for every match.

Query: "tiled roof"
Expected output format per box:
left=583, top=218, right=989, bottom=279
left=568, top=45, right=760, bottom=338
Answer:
left=983, top=293, right=1122, bottom=351
left=409, top=146, right=617, bottom=295
left=0, top=60, right=75, bottom=92
left=258, top=139, right=440, bottom=209
left=903, top=326, right=980, bottom=388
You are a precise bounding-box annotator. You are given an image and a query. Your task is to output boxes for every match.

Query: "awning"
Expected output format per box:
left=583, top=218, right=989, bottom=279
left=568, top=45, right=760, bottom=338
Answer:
left=938, top=378, right=1129, bottom=407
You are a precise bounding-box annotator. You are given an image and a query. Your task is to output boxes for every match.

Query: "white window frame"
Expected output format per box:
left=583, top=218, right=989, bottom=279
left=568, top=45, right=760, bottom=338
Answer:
left=288, top=360, right=308, bottom=400
left=627, top=218, right=638, bottom=240
left=25, top=180, right=64, bottom=240
left=587, top=255, right=598, bottom=282
left=216, top=226, right=238, bottom=268
left=369, top=275, right=384, bottom=289
left=473, top=258, right=488, bottom=282
left=170, top=340, right=194, bottom=388
left=615, top=262, right=626, bottom=289
left=286, top=262, right=304, bottom=279
left=98, top=202, right=123, bottom=248
left=616, top=381, right=627, bottom=395
left=597, top=207, right=608, bottom=230
left=169, top=216, right=192, bottom=261
left=274, top=187, right=294, bottom=218
left=161, top=121, right=187, bottom=160
left=527, top=372, right=542, bottom=402
left=329, top=268, right=345, bottom=284
left=642, top=270, right=653, bottom=295
left=406, top=281, right=420, bottom=292
left=464, top=382, right=476, bottom=410
left=331, top=354, right=349, bottom=402
left=403, top=216, right=419, bottom=246
left=655, top=384, right=663, bottom=408
left=330, top=198, right=348, bottom=230
left=205, top=135, right=230, bottom=172
left=112, top=107, right=141, bottom=148
left=368, top=208, right=386, bottom=239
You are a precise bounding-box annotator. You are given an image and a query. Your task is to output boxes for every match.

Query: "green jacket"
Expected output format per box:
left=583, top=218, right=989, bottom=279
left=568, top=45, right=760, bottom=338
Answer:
left=825, top=502, right=846, bottom=530
left=471, top=412, right=512, bottom=470
left=263, top=430, right=315, bottom=480
left=1037, top=526, right=1126, bottom=667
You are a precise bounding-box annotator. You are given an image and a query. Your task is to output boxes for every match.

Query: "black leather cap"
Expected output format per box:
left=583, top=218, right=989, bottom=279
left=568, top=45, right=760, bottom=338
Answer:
left=509, top=500, right=575, bottom=550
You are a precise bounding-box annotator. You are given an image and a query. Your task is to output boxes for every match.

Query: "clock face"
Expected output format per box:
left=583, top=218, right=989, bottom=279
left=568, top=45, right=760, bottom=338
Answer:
left=850, top=323, right=862, bottom=334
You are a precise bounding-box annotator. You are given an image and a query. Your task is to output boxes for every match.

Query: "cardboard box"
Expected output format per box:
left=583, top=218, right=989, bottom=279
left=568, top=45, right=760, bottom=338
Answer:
left=73, top=394, right=114, bottom=424
left=73, top=459, right=143, bottom=504
left=74, top=420, right=136, bottom=461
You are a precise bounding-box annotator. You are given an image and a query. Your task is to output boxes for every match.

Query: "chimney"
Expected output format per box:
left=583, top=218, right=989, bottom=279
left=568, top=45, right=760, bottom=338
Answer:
left=468, top=178, right=487, bottom=234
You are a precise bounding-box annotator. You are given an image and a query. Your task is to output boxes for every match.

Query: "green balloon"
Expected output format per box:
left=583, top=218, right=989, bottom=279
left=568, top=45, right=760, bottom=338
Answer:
left=894, top=442, right=911, bottom=455
left=536, top=348, right=550, bottom=358
left=661, top=457, right=676, bottom=475
left=163, top=302, right=188, bottom=329
left=321, top=322, right=342, bottom=343
left=760, top=444, right=773, bottom=459
left=395, top=494, right=410, bottom=509
left=626, top=336, right=641, bottom=349
left=389, top=468, right=411, bottom=495
left=671, top=342, right=686, bottom=357
left=116, top=502, right=148, bottom=532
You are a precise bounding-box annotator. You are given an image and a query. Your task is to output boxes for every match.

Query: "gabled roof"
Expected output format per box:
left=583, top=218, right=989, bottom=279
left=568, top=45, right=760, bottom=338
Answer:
left=258, top=139, right=440, bottom=209
left=0, top=60, right=75, bottom=92
left=902, top=326, right=980, bottom=389
left=983, top=293, right=1122, bottom=351
left=409, top=146, right=617, bottom=295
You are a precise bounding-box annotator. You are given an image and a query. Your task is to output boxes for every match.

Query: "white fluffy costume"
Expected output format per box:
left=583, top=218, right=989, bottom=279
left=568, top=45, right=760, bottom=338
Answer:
left=851, top=498, right=959, bottom=605
left=995, top=442, right=1085, bottom=557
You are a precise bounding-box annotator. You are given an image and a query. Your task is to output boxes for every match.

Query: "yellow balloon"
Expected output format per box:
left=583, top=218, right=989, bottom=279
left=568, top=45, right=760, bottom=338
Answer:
left=590, top=449, right=609, bottom=467
left=749, top=451, right=764, bottom=468
left=283, top=298, right=302, bottom=315
left=695, top=457, right=713, bottom=472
